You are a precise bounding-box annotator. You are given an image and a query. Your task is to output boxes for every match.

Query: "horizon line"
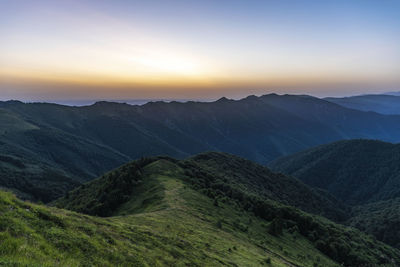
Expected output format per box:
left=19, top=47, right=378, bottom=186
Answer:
left=1, top=91, right=400, bottom=107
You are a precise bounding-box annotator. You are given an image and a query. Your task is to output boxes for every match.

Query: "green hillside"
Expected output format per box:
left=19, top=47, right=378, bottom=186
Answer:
left=54, top=154, right=400, bottom=266
left=269, top=139, right=400, bottom=248
left=348, top=198, right=400, bottom=248
left=269, top=139, right=400, bottom=205
left=0, top=153, right=79, bottom=202
left=54, top=153, right=347, bottom=221
left=0, top=105, right=129, bottom=202
left=183, top=152, right=349, bottom=222
left=1, top=161, right=340, bottom=267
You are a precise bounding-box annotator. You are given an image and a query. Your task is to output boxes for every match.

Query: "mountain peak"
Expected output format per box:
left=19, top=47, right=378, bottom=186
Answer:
left=93, top=101, right=126, bottom=106
left=244, top=95, right=259, bottom=101
left=215, top=96, right=230, bottom=102
left=0, top=100, right=24, bottom=107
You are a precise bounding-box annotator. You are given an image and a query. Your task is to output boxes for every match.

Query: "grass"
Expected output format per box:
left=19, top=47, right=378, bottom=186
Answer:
left=0, top=159, right=338, bottom=266
left=112, top=160, right=338, bottom=266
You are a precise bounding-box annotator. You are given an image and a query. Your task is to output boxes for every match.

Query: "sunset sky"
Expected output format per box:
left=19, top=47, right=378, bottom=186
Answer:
left=1, top=0, right=400, bottom=102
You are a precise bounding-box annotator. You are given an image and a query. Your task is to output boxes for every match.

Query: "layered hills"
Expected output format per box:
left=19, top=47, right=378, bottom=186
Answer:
left=51, top=153, right=400, bottom=266
left=269, top=139, right=400, bottom=205
left=3, top=94, right=400, bottom=201
left=54, top=152, right=347, bottom=221
left=270, top=139, right=400, bottom=248
left=325, top=94, right=400, bottom=115
left=0, top=153, right=346, bottom=267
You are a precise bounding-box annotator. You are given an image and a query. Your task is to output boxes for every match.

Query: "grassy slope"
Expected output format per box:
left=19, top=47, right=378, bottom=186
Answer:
left=115, top=160, right=338, bottom=266
left=54, top=153, right=347, bottom=222
left=55, top=157, right=400, bottom=266
left=0, top=160, right=339, bottom=267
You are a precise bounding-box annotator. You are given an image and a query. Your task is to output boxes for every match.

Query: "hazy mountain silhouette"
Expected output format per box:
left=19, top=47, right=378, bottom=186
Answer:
left=325, top=94, right=400, bottom=115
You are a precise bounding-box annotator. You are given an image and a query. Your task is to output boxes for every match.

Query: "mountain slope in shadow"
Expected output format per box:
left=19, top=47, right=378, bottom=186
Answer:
left=270, top=139, right=400, bottom=248
left=3, top=94, right=400, bottom=200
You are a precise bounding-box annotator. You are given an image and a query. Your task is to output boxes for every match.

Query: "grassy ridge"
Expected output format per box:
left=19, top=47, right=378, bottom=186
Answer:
left=178, top=156, right=400, bottom=266
left=55, top=155, right=400, bottom=266
left=0, top=160, right=339, bottom=266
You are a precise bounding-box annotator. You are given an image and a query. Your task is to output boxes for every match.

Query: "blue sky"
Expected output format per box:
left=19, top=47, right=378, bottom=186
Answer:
left=1, top=0, right=399, bottom=101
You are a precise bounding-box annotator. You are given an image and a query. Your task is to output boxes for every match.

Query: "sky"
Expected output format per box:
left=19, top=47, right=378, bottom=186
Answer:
left=1, top=0, right=400, bottom=102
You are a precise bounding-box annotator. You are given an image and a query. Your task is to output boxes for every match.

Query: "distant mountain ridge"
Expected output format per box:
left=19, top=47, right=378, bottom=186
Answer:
left=325, top=94, right=400, bottom=115
left=3, top=94, right=400, bottom=200
left=385, top=91, right=400, bottom=96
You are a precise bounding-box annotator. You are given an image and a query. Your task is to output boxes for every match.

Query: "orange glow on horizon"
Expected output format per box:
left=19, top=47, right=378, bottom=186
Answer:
left=1, top=1, right=399, bottom=100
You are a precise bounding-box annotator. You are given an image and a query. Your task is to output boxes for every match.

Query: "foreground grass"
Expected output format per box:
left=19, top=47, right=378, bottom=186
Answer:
left=115, top=160, right=338, bottom=267
left=0, top=159, right=338, bottom=266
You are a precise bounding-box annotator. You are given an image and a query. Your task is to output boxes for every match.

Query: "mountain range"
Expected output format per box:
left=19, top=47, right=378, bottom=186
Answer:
left=3, top=94, right=400, bottom=201
left=325, top=94, right=400, bottom=115
left=2, top=93, right=400, bottom=265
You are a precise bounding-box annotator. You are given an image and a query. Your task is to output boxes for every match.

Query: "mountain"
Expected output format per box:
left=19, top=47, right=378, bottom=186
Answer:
left=0, top=153, right=79, bottom=202
left=0, top=153, right=343, bottom=267
left=54, top=152, right=347, bottom=221
left=269, top=139, right=400, bottom=205
left=52, top=153, right=400, bottom=266
left=325, top=94, right=400, bottom=115
left=349, top=198, right=400, bottom=248
left=0, top=106, right=129, bottom=202
left=385, top=91, right=400, bottom=96
left=140, top=94, right=400, bottom=161
left=4, top=94, right=400, bottom=201
left=269, top=139, right=400, bottom=248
